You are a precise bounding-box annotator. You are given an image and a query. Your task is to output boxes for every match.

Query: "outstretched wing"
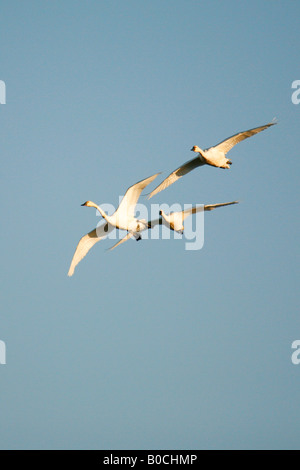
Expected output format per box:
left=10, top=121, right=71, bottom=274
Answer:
left=68, top=223, right=113, bottom=276
left=213, top=119, right=277, bottom=155
left=203, top=201, right=239, bottom=211
left=108, top=232, right=134, bottom=251
left=181, top=201, right=239, bottom=220
left=148, top=158, right=203, bottom=199
left=115, top=173, right=160, bottom=220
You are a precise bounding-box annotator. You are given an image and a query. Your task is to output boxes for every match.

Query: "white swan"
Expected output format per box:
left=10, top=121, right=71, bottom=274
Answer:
left=148, top=119, right=277, bottom=199
left=68, top=173, right=160, bottom=276
left=158, top=201, right=239, bottom=233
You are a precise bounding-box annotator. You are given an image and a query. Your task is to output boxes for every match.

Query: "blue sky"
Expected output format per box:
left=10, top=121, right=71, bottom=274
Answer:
left=0, top=0, right=299, bottom=449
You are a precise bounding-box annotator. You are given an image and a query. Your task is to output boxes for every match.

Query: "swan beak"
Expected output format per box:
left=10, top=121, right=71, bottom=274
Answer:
left=81, top=202, right=88, bottom=206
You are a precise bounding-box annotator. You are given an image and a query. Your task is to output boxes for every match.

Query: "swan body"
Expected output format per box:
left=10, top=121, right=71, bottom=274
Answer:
left=68, top=173, right=159, bottom=276
left=192, top=145, right=232, bottom=169
left=148, top=119, right=277, bottom=199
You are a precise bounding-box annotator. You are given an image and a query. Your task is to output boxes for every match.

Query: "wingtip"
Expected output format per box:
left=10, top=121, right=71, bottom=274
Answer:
left=107, top=244, right=117, bottom=252
left=151, top=172, right=162, bottom=182
left=227, top=200, right=239, bottom=206
left=67, top=263, right=75, bottom=276
left=149, top=172, right=162, bottom=180
left=146, top=172, right=163, bottom=198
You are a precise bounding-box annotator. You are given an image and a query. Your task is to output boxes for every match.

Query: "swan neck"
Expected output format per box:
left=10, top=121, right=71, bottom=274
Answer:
left=160, top=212, right=168, bottom=223
left=95, top=204, right=109, bottom=221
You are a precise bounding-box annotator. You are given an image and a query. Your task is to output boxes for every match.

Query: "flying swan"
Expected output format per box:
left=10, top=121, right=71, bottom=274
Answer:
left=155, top=201, right=239, bottom=233
left=148, top=119, right=277, bottom=199
left=67, top=173, right=160, bottom=276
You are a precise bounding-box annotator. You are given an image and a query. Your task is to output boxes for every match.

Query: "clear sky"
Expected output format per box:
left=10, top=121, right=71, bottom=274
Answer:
left=1, top=0, right=299, bottom=450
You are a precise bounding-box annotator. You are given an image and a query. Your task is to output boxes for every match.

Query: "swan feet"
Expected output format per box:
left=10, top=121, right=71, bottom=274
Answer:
left=221, top=160, right=232, bottom=169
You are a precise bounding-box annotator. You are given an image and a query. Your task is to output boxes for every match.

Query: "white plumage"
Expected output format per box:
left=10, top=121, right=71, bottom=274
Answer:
left=158, top=201, right=239, bottom=233
left=68, top=173, right=159, bottom=276
left=148, top=119, right=277, bottom=199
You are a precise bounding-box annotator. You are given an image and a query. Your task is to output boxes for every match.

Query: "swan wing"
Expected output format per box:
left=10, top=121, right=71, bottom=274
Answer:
left=108, top=232, right=134, bottom=251
left=181, top=201, right=239, bottom=220
left=203, top=201, right=239, bottom=211
left=148, top=157, right=203, bottom=199
left=213, top=119, right=277, bottom=155
left=68, top=223, right=113, bottom=276
left=180, top=205, right=204, bottom=220
left=115, top=173, right=160, bottom=221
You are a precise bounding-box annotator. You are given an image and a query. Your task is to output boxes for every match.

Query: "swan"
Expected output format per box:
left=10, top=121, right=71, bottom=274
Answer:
left=148, top=119, right=277, bottom=199
left=158, top=201, right=239, bottom=233
left=68, top=173, right=160, bottom=276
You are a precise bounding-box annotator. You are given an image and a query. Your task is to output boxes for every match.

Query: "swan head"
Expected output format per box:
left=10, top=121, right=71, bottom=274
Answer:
left=159, top=210, right=169, bottom=222
left=191, top=145, right=202, bottom=153
left=81, top=201, right=95, bottom=208
left=81, top=200, right=107, bottom=219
